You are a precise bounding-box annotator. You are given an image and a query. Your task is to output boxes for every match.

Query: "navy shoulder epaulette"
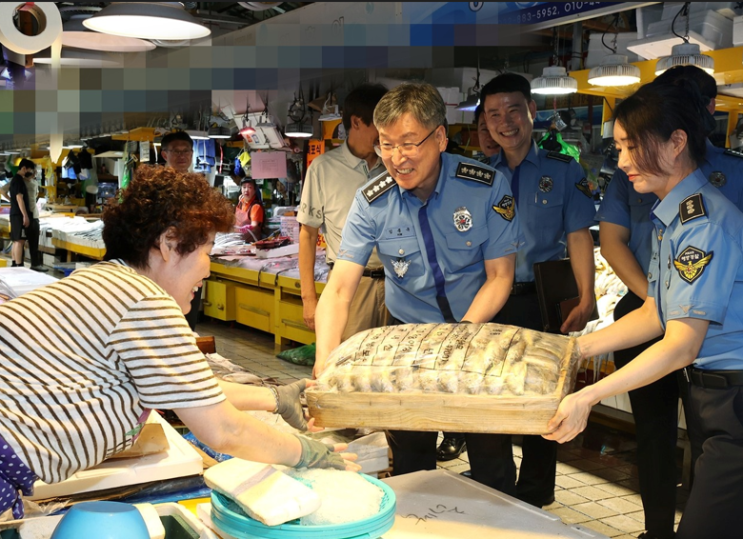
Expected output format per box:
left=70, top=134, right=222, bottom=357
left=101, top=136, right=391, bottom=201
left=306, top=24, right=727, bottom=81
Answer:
left=361, top=175, right=396, bottom=204
left=724, top=149, right=743, bottom=159
left=455, top=162, right=495, bottom=186
left=546, top=151, right=572, bottom=163
left=679, top=193, right=707, bottom=224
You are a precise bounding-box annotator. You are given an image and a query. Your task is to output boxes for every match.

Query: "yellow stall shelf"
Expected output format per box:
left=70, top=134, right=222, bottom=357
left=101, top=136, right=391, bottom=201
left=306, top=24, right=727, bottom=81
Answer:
left=208, top=260, right=326, bottom=346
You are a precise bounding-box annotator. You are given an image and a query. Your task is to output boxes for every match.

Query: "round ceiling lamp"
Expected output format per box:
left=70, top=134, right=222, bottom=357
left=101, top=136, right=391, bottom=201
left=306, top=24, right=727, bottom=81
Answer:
left=531, top=66, right=578, bottom=96
left=655, top=42, right=714, bottom=76
left=62, top=14, right=155, bottom=52
left=82, top=2, right=211, bottom=41
left=588, top=54, right=641, bottom=87
left=34, top=48, right=123, bottom=68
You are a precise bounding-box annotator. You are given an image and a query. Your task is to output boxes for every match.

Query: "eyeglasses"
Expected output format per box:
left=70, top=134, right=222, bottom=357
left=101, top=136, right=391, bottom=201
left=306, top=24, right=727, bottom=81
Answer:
left=374, top=125, right=440, bottom=157
left=163, top=148, right=193, bottom=156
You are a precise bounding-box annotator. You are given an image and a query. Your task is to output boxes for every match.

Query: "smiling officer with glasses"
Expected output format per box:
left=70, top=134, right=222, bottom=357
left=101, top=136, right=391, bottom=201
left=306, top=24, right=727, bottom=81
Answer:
left=313, top=81, right=525, bottom=489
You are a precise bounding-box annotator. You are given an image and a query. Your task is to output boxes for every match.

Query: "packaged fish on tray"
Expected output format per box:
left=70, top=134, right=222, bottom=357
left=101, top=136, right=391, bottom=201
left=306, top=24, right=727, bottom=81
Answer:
left=306, top=323, right=582, bottom=435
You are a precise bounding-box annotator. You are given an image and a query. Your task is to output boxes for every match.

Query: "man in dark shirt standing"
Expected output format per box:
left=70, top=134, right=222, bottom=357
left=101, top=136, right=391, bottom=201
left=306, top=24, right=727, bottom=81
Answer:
left=9, top=159, right=36, bottom=268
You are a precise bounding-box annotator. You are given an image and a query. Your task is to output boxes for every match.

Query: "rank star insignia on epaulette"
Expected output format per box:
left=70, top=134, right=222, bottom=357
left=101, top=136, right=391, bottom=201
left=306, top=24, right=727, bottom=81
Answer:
left=575, top=177, right=593, bottom=199
left=453, top=207, right=473, bottom=232
left=493, top=195, right=515, bottom=221
left=456, top=162, right=495, bottom=185
left=724, top=148, right=743, bottom=159
left=547, top=151, right=571, bottom=163
left=709, top=171, right=726, bottom=188
left=674, top=246, right=713, bottom=284
left=679, top=193, right=706, bottom=224
left=362, top=176, right=395, bottom=203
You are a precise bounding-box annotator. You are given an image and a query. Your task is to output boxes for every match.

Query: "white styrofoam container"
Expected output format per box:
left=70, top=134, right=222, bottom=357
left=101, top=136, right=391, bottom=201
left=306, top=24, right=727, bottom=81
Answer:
left=29, top=412, right=203, bottom=501
left=733, top=14, right=743, bottom=46
left=628, top=9, right=733, bottom=59
left=381, top=470, right=609, bottom=538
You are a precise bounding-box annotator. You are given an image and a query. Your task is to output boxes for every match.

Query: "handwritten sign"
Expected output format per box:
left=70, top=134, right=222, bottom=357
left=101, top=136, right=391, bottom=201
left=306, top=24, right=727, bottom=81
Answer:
left=251, top=151, right=288, bottom=179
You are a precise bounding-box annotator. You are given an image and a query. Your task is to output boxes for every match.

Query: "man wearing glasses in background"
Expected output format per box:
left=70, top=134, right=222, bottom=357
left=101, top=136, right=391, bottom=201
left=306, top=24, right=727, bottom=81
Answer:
left=160, top=131, right=201, bottom=330
left=313, top=82, right=525, bottom=489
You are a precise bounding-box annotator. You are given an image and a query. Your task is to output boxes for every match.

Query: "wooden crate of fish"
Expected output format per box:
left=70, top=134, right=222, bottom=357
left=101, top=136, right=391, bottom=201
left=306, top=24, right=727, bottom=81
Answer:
left=305, top=323, right=581, bottom=435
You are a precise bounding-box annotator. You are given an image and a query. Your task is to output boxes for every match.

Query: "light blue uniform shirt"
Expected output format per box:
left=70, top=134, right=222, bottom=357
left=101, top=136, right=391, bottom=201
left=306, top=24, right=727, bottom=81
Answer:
left=648, top=169, right=743, bottom=371
left=490, top=141, right=596, bottom=283
left=595, top=169, right=655, bottom=274
left=596, top=140, right=743, bottom=275
left=338, top=152, right=525, bottom=324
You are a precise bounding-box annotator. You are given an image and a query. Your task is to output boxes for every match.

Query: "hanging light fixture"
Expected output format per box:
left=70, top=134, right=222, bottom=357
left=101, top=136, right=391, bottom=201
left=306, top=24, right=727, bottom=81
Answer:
left=655, top=3, right=714, bottom=76
left=588, top=15, right=641, bottom=87
left=532, top=66, right=578, bottom=95
left=318, top=94, right=342, bottom=122
left=285, top=86, right=313, bottom=138
left=61, top=13, right=155, bottom=52
left=532, top=27, right=578, bottom=96
left=83, top=2, right=211, bottom=41
left=457, top=56, right=481, bottom=111
left=239, top=98, right=256, bottom=137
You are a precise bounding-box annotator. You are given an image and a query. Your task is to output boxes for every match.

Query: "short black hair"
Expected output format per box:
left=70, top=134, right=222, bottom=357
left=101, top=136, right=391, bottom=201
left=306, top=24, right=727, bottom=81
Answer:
left=474, top=103, right=484, bottom=124
left=615, top=82, right=707, bottom=174
left=480, top=73, right=532, bottom=104
left=160, top=131, right=193, bottom=150
left=654, top=65, right=717, bottom=102
left=342, top=83, right=388, bottom=131
left=18, top=158, right=35, bottom=171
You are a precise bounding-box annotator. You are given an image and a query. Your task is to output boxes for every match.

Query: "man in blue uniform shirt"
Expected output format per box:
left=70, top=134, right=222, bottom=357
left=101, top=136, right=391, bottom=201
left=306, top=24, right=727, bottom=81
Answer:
left=314, top=81, right=525, bottom=488
left=480, top=73, right=597, bottom=507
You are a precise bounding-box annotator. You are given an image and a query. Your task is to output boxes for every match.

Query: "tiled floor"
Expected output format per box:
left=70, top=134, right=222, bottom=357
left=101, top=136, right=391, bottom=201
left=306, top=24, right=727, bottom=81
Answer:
left=197, top=319, right=688, bottom=539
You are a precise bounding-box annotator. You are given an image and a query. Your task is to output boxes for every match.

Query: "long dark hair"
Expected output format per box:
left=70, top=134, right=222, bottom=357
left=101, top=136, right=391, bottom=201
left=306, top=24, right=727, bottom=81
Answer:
left=614, top=81, right=708, bottom=175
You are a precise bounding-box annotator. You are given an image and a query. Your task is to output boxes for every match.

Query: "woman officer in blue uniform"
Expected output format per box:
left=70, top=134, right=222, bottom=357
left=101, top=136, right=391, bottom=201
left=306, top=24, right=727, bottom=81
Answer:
left=544, top=80, right=743, bottom=538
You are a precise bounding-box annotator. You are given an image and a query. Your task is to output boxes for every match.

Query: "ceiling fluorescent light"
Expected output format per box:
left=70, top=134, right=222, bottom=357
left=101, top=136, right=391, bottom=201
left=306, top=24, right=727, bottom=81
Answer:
left=655, top=42, right=714, bottom=75
left=588, top=54, right=641, bottom=87
left=83, top=2, right=211, bottom=41
left=186, top=129, right=209, bottom=140
left=208, top=126, right=231, bottom=139
left=285, top=123, right=313, bottom=138
left=531, top=66, right=578, bottom=95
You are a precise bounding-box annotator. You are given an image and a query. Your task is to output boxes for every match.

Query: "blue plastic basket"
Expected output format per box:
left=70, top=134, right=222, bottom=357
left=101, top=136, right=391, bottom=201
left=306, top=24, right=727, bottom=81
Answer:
left=210, top=473, right=396, bottom=539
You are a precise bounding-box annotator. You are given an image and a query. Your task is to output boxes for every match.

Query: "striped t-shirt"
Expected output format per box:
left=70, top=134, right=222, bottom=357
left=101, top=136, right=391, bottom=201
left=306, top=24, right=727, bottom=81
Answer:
left=0, top=260, right=225, bottom=485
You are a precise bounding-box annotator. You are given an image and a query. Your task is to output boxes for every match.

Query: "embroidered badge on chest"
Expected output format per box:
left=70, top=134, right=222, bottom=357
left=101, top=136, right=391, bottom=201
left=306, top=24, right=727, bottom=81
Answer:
left=453, top=206, right=473, bottom=232
left=539, top=176, right=553, bottom=192
left=493, top=195, right=515, bottom=221
left=392, top=258, right=410, bottom=279
left=673, top=246, right=713, bottom=284
left=709, top=171, right=726, bottom=188
left=575, top=177, right=593, bottom=198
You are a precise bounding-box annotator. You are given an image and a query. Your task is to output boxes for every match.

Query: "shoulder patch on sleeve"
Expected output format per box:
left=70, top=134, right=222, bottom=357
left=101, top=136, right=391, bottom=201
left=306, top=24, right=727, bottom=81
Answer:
left=575, top=177, right=593, bottom=199
left=679, top=193, right=707, bottom=224
left=492, top=195, right=516, bottom=221
left=455, top=162, right=495, bottom=186
left=724, top=148, right=743, bottom=159
left=547, top=151, right=571, bottom=163
left=673, top=247, right=713, bottom=284
left=361, top=175, right=396, bottom=204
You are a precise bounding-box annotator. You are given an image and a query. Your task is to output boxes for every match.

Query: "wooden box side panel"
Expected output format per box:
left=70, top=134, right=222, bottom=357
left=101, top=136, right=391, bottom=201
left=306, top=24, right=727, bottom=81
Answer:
left=306, top=391, right=559, bottom=435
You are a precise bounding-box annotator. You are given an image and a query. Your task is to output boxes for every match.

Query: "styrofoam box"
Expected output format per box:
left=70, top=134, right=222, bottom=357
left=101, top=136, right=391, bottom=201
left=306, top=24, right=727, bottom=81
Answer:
left=733, top=14, right=743, bottom=46
left=29, top=412, right=203, bottom=501
left=381, top=470, right=610, bottom=538
left=628, top=9, right=733, bottom=59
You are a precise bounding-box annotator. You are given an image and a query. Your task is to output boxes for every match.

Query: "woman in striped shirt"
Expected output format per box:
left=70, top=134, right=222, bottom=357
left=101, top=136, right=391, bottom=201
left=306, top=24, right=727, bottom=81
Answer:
left=0, top=165, right=358, bottom=519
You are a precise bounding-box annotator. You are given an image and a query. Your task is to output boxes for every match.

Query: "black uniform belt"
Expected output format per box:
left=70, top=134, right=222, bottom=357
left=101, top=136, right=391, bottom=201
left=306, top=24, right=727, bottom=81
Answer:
left=683, top=367, right=743, bottom=389
left=328, top=263, right=385, bottom=279
left=511, top=282, right=536, bottom=296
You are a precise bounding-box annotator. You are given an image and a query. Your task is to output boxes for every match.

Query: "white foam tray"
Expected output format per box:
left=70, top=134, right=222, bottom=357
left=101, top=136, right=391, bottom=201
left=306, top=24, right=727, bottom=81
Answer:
left=29, top=412, right=203, bottom=501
